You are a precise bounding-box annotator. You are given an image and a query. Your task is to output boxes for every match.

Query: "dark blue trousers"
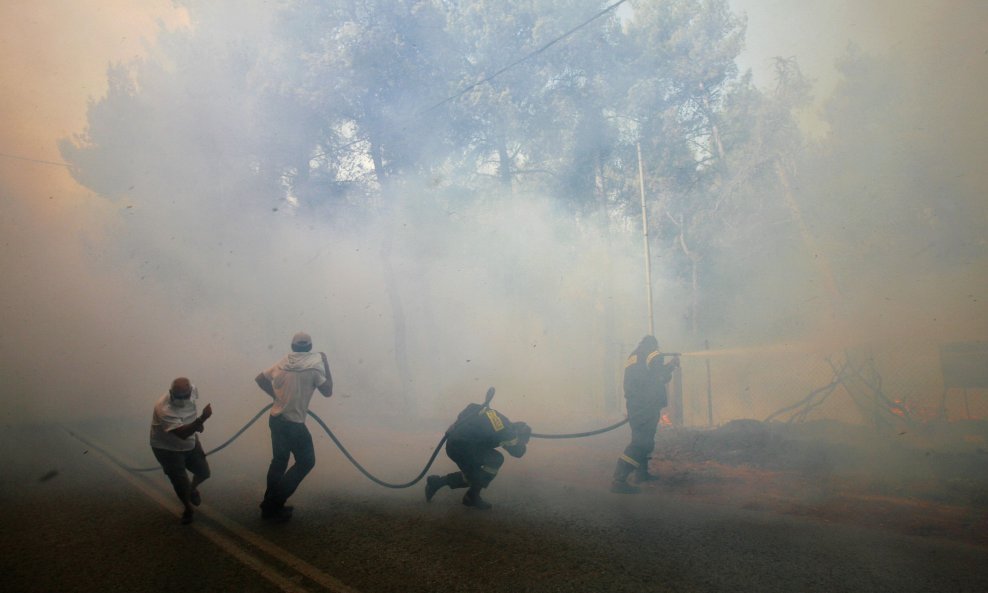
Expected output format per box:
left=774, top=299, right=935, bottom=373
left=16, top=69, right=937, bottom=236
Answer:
left=262, top=415, right=315, bottom=509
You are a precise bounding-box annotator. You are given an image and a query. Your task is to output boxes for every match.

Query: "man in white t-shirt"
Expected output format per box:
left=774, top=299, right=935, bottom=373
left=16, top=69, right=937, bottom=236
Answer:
left=149, top=377, right=213, bottom=524
left=255, top=331, right=333, bottom=521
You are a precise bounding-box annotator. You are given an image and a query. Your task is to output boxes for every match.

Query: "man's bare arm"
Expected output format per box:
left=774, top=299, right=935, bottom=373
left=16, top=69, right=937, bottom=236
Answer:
left=255, top=373, right=277, bottom=399
left=170, top=404, right=212, bottom=439
left=318, top=353, right=333, bottom=397
left=317, top=376, right=333, bottom=397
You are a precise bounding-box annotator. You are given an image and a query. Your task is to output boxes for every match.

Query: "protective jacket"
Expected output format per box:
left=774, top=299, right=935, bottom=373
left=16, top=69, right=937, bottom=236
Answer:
left=446, top=403, right=529, bottom=458
left=623, top=349, right=674, bottom=411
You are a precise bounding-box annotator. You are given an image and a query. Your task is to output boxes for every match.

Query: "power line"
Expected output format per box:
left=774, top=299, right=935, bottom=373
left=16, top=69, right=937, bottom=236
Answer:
left=423, top=0, right=629, bottom=114
left=0, top=151, right=71, bottom=168
left=4, top=0, right=631, bottom=168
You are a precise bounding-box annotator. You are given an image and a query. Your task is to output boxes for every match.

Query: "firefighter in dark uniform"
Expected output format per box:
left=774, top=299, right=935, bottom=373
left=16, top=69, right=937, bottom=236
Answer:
left=425, top=401, right=532, bottom=510
left=611, top=335, right=679, bottom=494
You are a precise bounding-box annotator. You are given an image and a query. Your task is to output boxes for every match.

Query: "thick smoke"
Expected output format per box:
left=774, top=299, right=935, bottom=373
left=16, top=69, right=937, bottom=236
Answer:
left=697, top=1, right=988, bottom=424
left=2, top=0, right=986, bottom=436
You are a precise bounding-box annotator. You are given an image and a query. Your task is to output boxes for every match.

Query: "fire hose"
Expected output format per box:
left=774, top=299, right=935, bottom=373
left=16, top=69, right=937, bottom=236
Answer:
left=121, top=393, right=631, bottom=488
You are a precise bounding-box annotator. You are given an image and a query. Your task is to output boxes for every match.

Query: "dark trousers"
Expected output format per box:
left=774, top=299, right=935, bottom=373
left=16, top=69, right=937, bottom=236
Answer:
left=446, top=440, right=504, bottom=489
left=622, top=399, right=661, bottom=465
left=263, top=415, right=315, bottom=509
left=152, top=440, right=210, bottom=506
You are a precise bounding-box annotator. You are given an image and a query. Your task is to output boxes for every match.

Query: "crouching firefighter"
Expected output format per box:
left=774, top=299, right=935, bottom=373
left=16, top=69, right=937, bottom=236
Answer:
left=611, top=335, right=679, bottom=494
left=425, top=388, right=532, bottom=510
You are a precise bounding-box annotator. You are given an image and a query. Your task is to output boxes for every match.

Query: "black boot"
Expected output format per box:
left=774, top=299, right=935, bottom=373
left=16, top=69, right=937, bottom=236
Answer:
left=425, top=475, right=445, bottom=502
left=610, top=458, right=640, bottom=494
left=634, top=458, right=659, bottom=483
left=445, top=472, right=468, bottom=490
left=260, top=500, right=294, bottom=522
left=462, top=486, right=492, bottom=510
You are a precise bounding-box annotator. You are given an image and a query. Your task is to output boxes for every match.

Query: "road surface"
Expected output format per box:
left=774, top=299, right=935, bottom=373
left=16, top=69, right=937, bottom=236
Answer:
left=2, top=416, right=987, bottom=593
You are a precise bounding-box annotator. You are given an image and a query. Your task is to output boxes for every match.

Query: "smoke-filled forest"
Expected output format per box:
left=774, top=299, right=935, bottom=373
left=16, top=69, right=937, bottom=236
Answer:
left=3, top=0, right=987, bottom=429
left=3, top=3, right=988, bottom=592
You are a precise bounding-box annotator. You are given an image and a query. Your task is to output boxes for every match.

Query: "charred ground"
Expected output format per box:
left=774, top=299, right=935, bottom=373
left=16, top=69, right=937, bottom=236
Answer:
left=644, top=418, right=988, bottom=546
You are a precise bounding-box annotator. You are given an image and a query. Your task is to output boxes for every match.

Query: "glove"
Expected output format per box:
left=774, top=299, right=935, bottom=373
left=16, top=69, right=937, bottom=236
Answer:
left=513, top=421, right=532, bottom=446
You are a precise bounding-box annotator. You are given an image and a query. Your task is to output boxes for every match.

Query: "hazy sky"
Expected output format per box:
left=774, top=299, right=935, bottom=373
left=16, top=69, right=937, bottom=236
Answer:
left=1, top=0, right=951, bottom=169
left=731, top=0, right=887, bottom=91
left=1, top=1, right=985, bottom=425
left=729, top=0, right=974, bottom=134
left=0, top=1, right=190, bottom=420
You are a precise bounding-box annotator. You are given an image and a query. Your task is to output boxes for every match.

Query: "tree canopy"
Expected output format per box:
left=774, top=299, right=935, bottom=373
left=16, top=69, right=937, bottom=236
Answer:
left=58, top=0, right=865, bottom=370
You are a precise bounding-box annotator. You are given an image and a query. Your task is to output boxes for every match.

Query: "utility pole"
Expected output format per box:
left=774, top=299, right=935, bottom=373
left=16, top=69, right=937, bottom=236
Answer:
left=636, top=141, right=654, bottom=335
left=705, top=339, right=713, bottom=426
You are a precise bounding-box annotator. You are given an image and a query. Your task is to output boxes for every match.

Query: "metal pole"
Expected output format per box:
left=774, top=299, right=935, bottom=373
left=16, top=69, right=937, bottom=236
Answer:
left=705, top=339, right=713, bottom=426
left=636, top=141, right=654, bottom=335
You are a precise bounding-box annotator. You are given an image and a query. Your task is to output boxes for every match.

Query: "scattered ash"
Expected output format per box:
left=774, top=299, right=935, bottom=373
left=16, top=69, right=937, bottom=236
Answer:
left=653, top=418, right=988, bottom=509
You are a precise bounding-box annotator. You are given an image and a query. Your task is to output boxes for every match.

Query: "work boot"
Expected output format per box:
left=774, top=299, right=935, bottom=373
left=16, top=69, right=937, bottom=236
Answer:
left=611, top=457, right=641, bottom=493
left=190, top=488, right=202, bottom=507
left=181, top=508, right=194, bottom=524
left=260, top=502, right=294, bottom=522
left=612, top=457, right=636, bottom=482
left=462, top=487, right=492, bottom=510
left=609, top=480, right=640, bottom=494
left=425, top=475, right=445, bottom=502
left=446, top=472, right=468, bottom=490
left=634, top=456, right=659, bottom=482
left=261, top=506, right=293, bottom=522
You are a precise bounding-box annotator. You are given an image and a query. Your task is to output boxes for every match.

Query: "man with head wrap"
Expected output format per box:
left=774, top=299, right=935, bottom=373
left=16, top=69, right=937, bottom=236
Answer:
left=149, top=377, right=213, bottom=524
left=255, top=331, right=333, bottom=521
left=611, top=335, right=679, bottom=494
left=424, top=400, right=532, bottom=510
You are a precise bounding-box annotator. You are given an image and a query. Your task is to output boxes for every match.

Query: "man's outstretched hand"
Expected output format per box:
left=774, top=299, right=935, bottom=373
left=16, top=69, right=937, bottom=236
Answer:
left=196, top=404, right=213, bottom=431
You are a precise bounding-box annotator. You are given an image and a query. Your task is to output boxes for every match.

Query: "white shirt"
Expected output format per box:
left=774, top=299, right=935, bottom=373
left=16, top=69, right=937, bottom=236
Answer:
left=149, top=387, right=199, bottom=451
left=263, top=352, right=328, bottom=423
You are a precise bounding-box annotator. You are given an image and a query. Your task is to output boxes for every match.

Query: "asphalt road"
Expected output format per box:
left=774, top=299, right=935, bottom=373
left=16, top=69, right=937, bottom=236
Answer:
left=2, top=418, right=987, bottom=593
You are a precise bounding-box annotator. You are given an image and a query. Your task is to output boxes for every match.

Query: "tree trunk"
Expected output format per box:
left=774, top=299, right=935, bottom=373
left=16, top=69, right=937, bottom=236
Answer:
left=594, top=151, right=619, bottom=414
left=379, top=235, right=413, bottom=412
left=673, top=212, right=701, bottom=339
left=690, top=254, right=699, bottom=337
left=370, top=135, right=414, bottom=411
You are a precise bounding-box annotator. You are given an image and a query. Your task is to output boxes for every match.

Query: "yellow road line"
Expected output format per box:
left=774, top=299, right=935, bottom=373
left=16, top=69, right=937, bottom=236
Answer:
left=63, top=426, right=360, bottom=593
left=200, top=503, right=360, bottom=593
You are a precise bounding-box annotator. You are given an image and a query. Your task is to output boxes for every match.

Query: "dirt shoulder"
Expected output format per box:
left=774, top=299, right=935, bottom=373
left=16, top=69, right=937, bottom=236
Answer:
left=645, top=419, right=988, bottom=547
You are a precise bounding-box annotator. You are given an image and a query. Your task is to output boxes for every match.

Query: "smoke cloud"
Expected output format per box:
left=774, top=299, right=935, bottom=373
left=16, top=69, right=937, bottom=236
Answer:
left=1, top=0, right=986, bottom=435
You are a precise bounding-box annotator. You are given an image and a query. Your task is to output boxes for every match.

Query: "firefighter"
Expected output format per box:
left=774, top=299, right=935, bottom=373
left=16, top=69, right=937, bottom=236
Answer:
left=611, top=335, right=679, bottom=494
left=425, top=398, right=532, bottom=510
